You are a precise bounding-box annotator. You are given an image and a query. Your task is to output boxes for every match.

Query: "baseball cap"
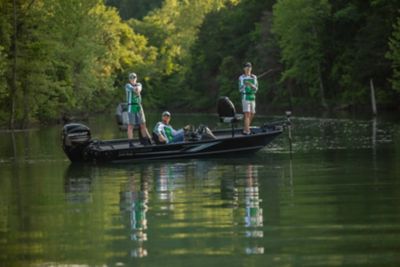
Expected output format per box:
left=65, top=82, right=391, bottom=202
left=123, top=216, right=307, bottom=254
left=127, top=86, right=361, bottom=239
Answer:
left=162, top=111, right=171, bottom=117
left=244, top=62, right=252, bottom=68
left=128, top=72, right=137, bottom=80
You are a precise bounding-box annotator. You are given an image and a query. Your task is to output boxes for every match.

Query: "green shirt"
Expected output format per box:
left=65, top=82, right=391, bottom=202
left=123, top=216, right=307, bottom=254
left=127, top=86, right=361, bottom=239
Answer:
left=239, top=74, right=258, bottom=101
left=153, top=122, right=175, bottom=143
left=125, top=83, right=142, bottom=113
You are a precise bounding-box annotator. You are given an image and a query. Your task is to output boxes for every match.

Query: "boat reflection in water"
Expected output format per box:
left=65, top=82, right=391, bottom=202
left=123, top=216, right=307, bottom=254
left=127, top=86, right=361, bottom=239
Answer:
left=62, top=159, right=268, bottom=261
left=154, top=164, right=180, bottom=212
left=242, top=165, right=264, bottom=255
left=221, top=163, right=264, bottom=255
left=64, top=164, right=94, bottom=204
left=119, top=168, right=150, bottom=258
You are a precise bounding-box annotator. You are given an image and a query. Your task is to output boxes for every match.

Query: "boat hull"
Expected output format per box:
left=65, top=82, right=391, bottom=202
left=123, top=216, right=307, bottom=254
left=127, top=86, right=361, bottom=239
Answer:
left=62, top=124, right=283, bottom=163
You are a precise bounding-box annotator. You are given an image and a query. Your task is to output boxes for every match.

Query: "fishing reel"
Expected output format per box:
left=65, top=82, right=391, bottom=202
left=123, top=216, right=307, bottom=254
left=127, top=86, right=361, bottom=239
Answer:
left=185, top=124, right=216, bottom=142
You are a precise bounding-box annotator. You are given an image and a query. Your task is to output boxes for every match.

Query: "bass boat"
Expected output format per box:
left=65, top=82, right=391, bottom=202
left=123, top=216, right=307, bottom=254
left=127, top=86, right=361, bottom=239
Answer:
left=62, top=97, right=286, bottom=163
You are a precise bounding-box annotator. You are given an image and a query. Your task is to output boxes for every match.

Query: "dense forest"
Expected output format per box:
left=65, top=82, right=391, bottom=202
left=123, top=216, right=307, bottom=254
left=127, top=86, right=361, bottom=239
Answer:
left=0, top=0, right=400, bottom=128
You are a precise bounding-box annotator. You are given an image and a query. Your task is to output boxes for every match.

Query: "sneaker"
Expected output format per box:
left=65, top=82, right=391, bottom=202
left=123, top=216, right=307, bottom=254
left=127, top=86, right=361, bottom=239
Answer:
left=139, top=137, right=153, bottom=146
left=242, top=131, right=250, bottom=136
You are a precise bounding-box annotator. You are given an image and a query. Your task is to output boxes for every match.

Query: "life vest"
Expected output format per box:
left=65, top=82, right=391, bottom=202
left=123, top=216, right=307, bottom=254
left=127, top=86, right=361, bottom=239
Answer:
left=153, top=122, right=175, bottom=143
left=125, top=83, right=142, bottom=113
left=239, top=74, right=258, bottom=101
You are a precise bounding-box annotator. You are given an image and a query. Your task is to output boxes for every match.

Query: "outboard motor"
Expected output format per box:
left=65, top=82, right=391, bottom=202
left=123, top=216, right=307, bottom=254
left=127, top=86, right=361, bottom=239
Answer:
left=62, top=123, right=91, bottom=162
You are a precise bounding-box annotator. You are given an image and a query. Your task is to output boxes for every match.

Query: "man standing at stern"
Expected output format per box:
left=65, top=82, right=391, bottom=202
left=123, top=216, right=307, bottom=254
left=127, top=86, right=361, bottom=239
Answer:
left=239, top=62, right=258, bottom=135
left=125, top=72, right=151, bottom=145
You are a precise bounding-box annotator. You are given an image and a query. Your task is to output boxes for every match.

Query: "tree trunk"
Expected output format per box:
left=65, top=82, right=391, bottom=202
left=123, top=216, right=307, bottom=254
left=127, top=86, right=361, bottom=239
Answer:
left=317, top=63, right=328, bottom=110
left=370, top=78, right=377, bottom=116
left=287, top=79, right=294, bottom=110
left=312, top=25, right=328, bottom=110
left=22, top=80, right=29, bottom=128
left=9, top=0, right=18, bottom=129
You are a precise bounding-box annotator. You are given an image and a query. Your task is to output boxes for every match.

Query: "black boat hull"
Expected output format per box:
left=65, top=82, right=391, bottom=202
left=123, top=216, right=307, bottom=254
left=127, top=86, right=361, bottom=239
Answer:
left=62, top=124, right=283, bottom=163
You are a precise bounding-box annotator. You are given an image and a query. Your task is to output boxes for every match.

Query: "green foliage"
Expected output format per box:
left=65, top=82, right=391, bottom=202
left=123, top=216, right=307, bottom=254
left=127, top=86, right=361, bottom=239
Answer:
left=272, top=0, right=330, bottom=107
left=328, top=1, right=398, bottom=106
left=186, top=0, right=278, bottom=110
left=105, top=0, right=163, bottom=20
left=0, top=45, right=7, bottom=121
left=1, top=0, right=400, bottom=128
left=387, top=16, right=400, bottom=93
left=188, top=0, right=400, bottom=111
left=128, top=0, right=237, bottom=110
left=0, top=0, right=154, bottom=127
left=0, top=0, right=11, bottom=122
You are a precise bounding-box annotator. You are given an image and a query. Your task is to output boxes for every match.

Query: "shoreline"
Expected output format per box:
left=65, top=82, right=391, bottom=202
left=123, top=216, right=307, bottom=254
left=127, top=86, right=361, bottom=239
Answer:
left=0, top=109, right=399, bottom=131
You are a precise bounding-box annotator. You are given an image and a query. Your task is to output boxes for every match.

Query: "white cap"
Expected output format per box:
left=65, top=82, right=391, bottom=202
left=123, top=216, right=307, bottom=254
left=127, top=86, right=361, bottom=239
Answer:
left=128, top=72, right=137, bottom=80
left=162, top=111, right=171, bottom=117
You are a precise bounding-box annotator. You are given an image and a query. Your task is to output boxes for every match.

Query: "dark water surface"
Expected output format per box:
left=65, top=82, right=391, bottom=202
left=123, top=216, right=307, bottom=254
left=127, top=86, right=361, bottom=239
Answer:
left=1, top=114, right=400, bottom=267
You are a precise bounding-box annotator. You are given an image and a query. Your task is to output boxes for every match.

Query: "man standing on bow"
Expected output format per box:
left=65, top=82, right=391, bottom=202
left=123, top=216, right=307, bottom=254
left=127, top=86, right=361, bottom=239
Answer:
left=238, top=62, right=258, bottom=135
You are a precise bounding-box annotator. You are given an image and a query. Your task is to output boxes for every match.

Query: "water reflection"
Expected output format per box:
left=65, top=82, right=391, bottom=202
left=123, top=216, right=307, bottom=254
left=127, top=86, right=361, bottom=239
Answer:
left=60, top=159, right=282, bottom=260
left=2, top=114, right=400, bottom=267
left=119, top=168, right=150, bottom=258
left=64, top=164, right=93, bottom=204
left=241, top=165, right=264, bottom=255
left=221, top=163, right=265, bottom=255
left=154, top=164, right=180, bottom=212
left=243, top=165, right=263, bottom=229
left=288, top=117, right=395, bottom=152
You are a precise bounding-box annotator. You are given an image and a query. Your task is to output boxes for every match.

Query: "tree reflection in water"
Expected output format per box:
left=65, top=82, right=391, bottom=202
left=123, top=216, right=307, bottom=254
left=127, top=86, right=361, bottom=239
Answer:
left=64, top=164, right=93, bottom=204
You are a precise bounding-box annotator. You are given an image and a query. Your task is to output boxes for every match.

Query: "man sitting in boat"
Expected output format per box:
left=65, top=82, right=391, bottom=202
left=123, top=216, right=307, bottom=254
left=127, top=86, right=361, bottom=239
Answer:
left=153, top=111, right=190, bottom=144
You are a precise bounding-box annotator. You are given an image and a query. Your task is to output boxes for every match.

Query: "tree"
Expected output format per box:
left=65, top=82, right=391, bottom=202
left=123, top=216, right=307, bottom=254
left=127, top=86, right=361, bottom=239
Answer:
left=0, top=0, right=156, bottom=127
left=187, top=0, right=277, bottom=110
left=327, top=0, right=399, bottom=108
left=129, top=0, right=236, bottom=110
left=387, top=16, right=400, bottom=94
left=105, top=0, right=163, bottom=20
left=272, top=0, right=330, bottom=109
left=0, top=0, right=11, bottom=122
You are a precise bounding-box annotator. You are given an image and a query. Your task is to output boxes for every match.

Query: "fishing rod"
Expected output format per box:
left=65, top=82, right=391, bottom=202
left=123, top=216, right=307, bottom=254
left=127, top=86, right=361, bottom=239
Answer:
left=257, top=68, right=280, bottom=79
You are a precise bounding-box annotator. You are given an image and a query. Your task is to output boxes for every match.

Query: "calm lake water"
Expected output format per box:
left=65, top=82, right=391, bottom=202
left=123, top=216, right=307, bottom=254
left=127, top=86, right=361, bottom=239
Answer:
left=1, top=113, right=400, bottom=267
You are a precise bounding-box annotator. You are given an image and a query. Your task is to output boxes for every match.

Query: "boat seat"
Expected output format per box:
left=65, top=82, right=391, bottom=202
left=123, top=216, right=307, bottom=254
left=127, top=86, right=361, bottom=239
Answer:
left=220, top=114, right=244, bottom=123
left=217, top=96, right=243, bottom=137
left=217, top=96, right=243, bottom=123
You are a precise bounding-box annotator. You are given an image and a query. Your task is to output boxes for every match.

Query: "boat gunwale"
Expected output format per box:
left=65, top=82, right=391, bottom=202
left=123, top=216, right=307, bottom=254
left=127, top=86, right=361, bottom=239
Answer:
left=109, top=145, right=267, bottom=163
left=90, top=127, right=283, bottom=150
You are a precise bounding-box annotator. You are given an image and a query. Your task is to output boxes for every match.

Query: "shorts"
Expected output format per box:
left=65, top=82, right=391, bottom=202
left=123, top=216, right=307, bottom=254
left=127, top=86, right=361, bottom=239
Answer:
left=242, top=99, right=256, bottom=113
left=123, top=106, right=146, bottom=126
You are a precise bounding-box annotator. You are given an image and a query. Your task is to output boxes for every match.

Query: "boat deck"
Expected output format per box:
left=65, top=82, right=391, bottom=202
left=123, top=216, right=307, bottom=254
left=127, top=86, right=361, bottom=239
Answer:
left=92, top=127, right=281, bottom=152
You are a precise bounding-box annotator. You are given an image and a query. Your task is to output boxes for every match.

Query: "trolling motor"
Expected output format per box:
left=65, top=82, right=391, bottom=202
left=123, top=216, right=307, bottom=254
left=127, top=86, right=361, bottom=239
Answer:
left=285, top=110, right=293, bottom=153
left=62, top=123, right=92, bottom=162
